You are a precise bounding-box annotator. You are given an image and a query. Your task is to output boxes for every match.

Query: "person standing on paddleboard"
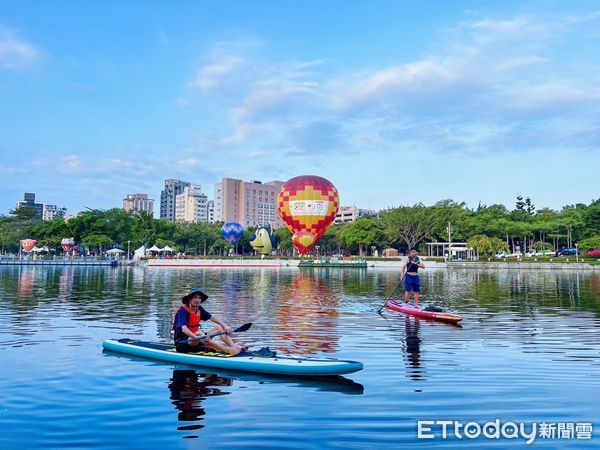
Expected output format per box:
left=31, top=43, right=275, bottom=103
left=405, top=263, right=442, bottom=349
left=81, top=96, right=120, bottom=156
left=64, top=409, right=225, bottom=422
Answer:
left=173, top=288, right=247, bottom=355
left=401, top=248, right=425, bottom=304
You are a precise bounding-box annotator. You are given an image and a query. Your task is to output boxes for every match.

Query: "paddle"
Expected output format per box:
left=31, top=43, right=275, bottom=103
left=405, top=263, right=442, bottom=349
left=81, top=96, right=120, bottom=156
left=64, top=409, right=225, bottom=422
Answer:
left=377, top=271, right=406, bottom=313
left=176, top=322, right=253, bottom=344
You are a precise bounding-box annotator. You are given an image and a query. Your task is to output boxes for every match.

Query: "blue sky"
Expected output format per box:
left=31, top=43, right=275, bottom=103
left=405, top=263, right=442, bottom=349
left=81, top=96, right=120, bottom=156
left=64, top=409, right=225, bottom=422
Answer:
left=1, top=0, right=599, bottom=215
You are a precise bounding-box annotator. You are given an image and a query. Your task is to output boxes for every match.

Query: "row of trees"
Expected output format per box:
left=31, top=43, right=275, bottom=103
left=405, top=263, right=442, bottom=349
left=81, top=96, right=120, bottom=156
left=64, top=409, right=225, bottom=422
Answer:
left=1, top=198, right=599, bottom=257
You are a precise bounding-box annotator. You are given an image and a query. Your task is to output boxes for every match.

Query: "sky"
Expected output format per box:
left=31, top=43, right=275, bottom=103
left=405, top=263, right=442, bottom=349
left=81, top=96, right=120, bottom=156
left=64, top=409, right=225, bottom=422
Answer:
left=1, top=0, right=599, bottom=215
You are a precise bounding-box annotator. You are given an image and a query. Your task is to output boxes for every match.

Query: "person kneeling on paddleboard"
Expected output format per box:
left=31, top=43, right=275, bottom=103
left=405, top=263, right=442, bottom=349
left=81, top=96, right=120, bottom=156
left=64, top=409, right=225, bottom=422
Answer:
left=401, top=248, right=425, bottom=305
left=173, top=288, right=247, bottom=355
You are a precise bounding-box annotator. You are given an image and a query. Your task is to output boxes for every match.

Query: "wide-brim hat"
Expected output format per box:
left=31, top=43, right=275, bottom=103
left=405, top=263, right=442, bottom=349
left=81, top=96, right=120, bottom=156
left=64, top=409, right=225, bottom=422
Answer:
left=182, top=287, right=208, bottom=304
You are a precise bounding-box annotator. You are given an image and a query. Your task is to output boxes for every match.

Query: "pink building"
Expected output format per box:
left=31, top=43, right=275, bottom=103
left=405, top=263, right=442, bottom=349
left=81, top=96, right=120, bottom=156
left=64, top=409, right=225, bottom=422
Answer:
left=214, top=178, right=285, bottom=228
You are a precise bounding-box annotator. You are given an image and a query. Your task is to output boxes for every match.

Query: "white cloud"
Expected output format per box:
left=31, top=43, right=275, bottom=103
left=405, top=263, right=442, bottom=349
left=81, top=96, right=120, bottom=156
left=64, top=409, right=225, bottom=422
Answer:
left=0, top=29, right=39, bottom=70
left=180, top=12, right=599, bottom=167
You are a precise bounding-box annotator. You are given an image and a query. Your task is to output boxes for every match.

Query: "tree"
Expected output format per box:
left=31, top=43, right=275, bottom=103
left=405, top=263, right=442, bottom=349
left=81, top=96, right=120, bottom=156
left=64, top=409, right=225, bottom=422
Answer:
left=339, top=218, right=384, bottom=256
left=467, top=235, right=508, bottom=256
left=380, top=204, right=435, bottom=251
left=515, top=195, right=526, bottom=211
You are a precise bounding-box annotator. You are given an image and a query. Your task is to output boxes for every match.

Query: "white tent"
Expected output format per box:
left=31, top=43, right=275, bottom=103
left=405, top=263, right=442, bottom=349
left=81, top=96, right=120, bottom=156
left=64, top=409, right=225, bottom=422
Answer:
left=106, top=248, right=125, bottom=254
left=162, top=245, right=175, bottom=253
left=147, top=245, right=162, bottom=253
left=32, top=246, right=44, bottom=253
left=133, top=245, right=146, bottom=260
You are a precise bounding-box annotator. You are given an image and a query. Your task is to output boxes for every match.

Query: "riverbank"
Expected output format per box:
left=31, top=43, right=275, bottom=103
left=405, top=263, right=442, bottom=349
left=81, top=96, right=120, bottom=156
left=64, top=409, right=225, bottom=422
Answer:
left=140, top=258, right=600, bottom=270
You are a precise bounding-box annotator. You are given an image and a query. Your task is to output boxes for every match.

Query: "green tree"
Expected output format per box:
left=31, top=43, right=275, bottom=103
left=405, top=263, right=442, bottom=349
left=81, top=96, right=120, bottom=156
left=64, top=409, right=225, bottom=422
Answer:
left=380, top=204, right=435, bottom=251
left=339, top=217, right=384, bottom=256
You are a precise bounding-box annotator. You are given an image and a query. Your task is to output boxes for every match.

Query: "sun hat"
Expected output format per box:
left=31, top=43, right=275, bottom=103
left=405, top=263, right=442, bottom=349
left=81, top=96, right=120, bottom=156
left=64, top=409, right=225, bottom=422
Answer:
left=182, top=287, right=208, bottom=304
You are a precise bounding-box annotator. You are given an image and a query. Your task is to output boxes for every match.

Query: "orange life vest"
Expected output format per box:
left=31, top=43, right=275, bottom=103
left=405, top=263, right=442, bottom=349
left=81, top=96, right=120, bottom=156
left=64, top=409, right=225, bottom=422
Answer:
left=182, top=305, right=201, bottom=333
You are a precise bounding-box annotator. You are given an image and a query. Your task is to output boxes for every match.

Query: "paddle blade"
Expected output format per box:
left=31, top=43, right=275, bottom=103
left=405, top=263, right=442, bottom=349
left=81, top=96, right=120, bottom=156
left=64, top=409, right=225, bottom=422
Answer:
left=234, top=323, right=252, bottom=333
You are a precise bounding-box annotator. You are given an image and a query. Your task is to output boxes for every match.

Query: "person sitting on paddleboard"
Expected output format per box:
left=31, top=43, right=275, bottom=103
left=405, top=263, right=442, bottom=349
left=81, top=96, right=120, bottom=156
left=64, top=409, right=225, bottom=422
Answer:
left=173, top=288, right=247, bottom=355
left=401, top=248, right=425, bottom=304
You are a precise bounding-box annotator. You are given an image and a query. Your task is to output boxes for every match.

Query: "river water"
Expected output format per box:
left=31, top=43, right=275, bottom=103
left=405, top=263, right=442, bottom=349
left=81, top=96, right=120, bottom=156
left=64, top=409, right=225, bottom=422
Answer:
left=1, top=266, right=599, bottom=449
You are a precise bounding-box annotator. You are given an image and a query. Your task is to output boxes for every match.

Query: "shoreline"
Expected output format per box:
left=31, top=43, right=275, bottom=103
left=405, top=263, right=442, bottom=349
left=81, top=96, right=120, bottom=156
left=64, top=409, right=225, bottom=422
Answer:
left=141, top=258, right=600, bottom=271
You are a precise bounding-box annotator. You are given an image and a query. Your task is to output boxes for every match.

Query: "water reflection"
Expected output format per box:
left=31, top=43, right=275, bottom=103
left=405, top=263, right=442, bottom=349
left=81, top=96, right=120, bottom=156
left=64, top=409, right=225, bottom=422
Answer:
left=274, top=271, right=339, bottom=355
left=403, top=316, right=422, bottom=381
left=168, top=369, right=233, bottom=438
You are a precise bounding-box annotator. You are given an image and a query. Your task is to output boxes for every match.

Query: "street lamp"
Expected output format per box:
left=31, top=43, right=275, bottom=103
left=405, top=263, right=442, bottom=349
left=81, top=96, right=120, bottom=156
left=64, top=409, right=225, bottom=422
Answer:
left=575, top=243, right=579, bottom=263
left=127, top=240, right=131, bottom=261
left=315, top=245, right=320, bottom=258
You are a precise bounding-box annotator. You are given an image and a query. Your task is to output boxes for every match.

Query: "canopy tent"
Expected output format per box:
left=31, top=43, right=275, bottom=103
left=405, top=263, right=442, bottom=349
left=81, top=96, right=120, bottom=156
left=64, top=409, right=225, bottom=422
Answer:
left=161, top=245, right=175, bottom=253
left=133, top=245, right=146, bottom=260
left=147, top=245, right=162, bottom=253
left=106, top=248, right=125, bottom=254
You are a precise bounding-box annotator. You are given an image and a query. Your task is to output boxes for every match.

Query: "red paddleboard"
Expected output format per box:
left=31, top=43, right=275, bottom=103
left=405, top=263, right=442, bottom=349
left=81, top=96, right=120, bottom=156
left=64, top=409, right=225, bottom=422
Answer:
left=385, top=300, right=463, bottom=324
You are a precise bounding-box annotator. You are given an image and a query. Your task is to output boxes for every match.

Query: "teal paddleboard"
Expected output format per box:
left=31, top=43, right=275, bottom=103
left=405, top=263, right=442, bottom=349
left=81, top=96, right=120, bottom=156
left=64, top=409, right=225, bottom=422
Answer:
left=102, top=339, right=363, bottom=376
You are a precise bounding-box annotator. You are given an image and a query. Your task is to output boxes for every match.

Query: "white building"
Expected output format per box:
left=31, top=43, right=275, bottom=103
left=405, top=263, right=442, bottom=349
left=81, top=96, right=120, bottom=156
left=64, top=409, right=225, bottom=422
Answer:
left=334, top=206, right=377, bottom=224
left=160, top=179, right=191, bottom=221
left=175, top=185, right=208, bottom=223
left=214, top=178, right=284, bottom=228
left=43, top=204, right=67, bottom=221
left=207, top=200, right=215, bottom=223
left=123, top=193, right=154, bottom=215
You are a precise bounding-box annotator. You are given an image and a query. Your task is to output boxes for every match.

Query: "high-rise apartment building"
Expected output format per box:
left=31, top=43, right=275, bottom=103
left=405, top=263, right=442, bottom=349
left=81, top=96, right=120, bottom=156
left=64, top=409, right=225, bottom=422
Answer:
left=15, top=193, right=43, bottom=219
left=123, top=193, right=154, bottom=215
left=207, top=200, right=215, bottom=223
left=43, top=204, right=67, bottom=221
left=160, top=179, right=191, bottom=221
left=214, top=178, right=284, bottom=228
left=175, top=186, right=208, bottom=223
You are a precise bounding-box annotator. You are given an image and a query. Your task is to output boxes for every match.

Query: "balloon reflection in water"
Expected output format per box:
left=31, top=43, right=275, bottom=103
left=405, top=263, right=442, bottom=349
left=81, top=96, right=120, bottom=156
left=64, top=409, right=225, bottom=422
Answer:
left=274, top=271, right=339, bottom=355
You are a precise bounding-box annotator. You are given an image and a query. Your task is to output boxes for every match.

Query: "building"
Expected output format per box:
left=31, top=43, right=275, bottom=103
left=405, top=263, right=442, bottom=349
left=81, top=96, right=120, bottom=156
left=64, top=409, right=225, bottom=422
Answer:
left=334, top=206, right=378, bottom=224
left=160, top=179, right=191, bottom=221
left=175, top=185, right=208, bottom=223
left=214, top=178, right=285, bottom=228
left=207, top=200, right=215, bottom=223
left=426, top=242, right=476, bottom=260
left=43, top=204, right=67, bottom=221
left=15, top=193, right=44, bottom=219
left=123, top=193, right=154, bottom=216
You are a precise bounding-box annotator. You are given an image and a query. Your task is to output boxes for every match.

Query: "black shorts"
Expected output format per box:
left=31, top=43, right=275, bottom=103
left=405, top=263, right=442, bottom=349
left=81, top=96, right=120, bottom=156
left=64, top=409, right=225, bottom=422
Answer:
left=175, top=342, right=208, bottom=353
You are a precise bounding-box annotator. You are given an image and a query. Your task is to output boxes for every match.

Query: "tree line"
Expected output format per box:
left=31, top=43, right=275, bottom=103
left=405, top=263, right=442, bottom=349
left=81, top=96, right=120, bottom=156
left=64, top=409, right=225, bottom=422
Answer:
left=1, top=197, right=598, bottom=257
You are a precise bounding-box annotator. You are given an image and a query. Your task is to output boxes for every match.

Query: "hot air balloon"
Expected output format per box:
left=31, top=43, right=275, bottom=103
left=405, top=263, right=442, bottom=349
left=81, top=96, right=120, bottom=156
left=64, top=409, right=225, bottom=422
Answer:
left=221, top=222, right=244, bottom=244
left=249, top=224, right=275, bottom=255
left=20, top=239, right=37, bottom=252
left=61, top=237, right=75, bottom=254
left=277, top=175, right=339, bottom=254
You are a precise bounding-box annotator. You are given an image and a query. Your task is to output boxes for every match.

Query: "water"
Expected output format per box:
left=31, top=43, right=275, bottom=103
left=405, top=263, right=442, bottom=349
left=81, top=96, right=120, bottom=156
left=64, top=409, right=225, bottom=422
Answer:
left=1, top=266, right=599, bottom=449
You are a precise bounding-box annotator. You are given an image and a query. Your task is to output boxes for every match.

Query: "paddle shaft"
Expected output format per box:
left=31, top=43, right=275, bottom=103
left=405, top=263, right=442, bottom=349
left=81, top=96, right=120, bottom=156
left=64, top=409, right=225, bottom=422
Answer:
left=377, top=271, right=406, bottom=313
left=177, top=323, right=252, bottom=344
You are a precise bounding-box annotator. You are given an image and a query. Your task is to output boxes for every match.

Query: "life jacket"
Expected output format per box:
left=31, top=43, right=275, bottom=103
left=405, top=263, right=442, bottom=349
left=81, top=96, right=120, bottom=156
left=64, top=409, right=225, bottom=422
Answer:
left=182, top=305, right=201, bottom=333
left=171, top=305, right=202, bottom=334
left=406, top=255, right=420, bottom=273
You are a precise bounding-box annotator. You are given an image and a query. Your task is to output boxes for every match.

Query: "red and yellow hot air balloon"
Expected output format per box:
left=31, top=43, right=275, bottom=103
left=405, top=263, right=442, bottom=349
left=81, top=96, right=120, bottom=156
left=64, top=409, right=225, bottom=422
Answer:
left=20, top=239, right=37, bottom=252
left=277, top=175, right=339, bottom=254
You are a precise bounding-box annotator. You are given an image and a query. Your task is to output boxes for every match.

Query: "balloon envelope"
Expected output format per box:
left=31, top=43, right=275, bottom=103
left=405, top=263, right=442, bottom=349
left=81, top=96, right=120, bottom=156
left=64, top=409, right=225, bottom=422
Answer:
left=221, top=222, right=244, bottom=244
left=61, top=237, right=75, bottom=252
left=249, top=225, right=274, bottom=255
left=20, top=239, right=37, bottom=252
left=292, top=231, right=317, bottom=255
left=277, top=175, right=339, bottom=253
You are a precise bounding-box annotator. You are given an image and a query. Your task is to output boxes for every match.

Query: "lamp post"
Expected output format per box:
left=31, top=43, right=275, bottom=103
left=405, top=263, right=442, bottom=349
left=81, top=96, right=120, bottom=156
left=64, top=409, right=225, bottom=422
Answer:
left=127, top=240, right=131, bottom=261
left=575, top=243, right=579, bottom=263
left=315, top=245, right=320, bottom=258
left=447, top=222, right=453, bottom=261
